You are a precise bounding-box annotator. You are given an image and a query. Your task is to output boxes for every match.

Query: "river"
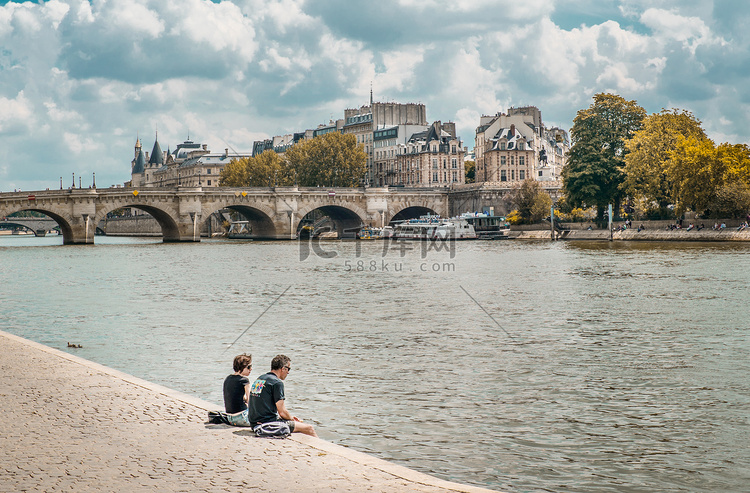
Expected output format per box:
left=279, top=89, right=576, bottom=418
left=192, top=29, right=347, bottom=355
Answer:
left=1, top=234, right=748, bottom=492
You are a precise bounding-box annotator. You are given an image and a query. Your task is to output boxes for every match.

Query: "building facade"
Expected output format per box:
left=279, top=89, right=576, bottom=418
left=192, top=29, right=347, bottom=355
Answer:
left=130, top=135, right=251, bottom=188
left=393, top=121, right=465, bottom=187
left=474, top=106, right=568, bottom=186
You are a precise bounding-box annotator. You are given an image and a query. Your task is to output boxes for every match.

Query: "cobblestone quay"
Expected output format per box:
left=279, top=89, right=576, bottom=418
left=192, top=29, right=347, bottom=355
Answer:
left=0, top=330, right=498, bottom=492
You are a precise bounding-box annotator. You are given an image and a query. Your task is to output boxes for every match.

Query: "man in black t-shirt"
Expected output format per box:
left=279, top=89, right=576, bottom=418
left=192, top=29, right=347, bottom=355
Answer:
left=248, top=354, right=317, bottom=437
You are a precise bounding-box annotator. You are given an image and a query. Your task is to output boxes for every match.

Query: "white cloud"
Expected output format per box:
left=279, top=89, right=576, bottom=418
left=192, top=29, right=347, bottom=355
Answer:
left=166, top=0, right=257, bottom=62
left=640, top=8, right=726, bottom=54
left=0, top=91, right=34, bottom=134
left=41, top=0, right=70, bottom=29
left=44, top=101, right=83, bottom=124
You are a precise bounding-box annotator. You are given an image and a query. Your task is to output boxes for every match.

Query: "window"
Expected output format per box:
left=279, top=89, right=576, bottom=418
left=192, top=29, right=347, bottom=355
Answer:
left=519, top=156, right=525, bottom=166
left=207, top=169, right=212, bottom=174
left=511, top=170, right=515, bottom=180
left=519, top=170, right=525, bottom=180
left=519, top=142, right=524, bottom=150
left=539, top=170, right=543, bottom=177
left=207, top=180, right=212, bottom=186
left=451, top=145, right=456, bottom=153
left=452, top=171, right=457, bottom=182
left=432, top=172, right=438, bottom=182
left=500, top=142, right=506, bottom=150
left=432, top=159, right=438, bottom=169
left=451, top=158, right=457, bottom=169
left=500, top=170, right=507, bottom=181
left=443, top=159, right=447, bottom=169
left=500, top=156, right=506, bottom=166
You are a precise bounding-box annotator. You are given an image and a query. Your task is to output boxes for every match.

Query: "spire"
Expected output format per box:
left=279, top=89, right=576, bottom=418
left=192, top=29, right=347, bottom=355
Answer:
left=370, top=82, right=373, bottom=105
left=148, top=131, right=164, bottom=167
left=132, top=149, right=146, bottom=174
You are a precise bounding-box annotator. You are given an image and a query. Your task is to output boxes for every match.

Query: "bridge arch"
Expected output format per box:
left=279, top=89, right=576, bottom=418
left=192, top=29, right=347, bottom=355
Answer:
left=389, top=205, right=440, bottom=224
left=295, top=203, right=367, bottom=238
left=201, top=202, right=279, bottom=239
left=96, top=203, right=182, bottom=242
left=1, top=207, right=75, bottom=242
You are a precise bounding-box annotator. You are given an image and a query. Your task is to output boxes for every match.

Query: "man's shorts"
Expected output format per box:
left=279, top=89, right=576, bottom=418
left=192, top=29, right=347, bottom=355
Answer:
left=284, top=419, right=296, bottom=432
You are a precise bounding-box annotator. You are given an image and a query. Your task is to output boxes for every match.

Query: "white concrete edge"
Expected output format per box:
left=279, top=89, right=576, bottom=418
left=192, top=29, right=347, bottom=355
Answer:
left=1, top=330, right=501, bottom=493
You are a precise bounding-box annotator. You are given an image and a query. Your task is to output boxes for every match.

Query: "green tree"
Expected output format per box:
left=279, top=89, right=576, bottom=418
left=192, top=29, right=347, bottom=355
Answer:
left=511, top=179, right=552, bottom=223
left=623, top=109, right=706, bottom=212
left=286, top=132, right=367, bottom=187
left=464, top=160, right=475, bottom=183
left=708, top=182, right=750, bottom=219
left=562, top=93, right=646, bottom=221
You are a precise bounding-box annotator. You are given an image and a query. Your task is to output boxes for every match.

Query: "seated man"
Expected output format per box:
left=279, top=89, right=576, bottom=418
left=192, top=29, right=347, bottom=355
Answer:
left=248, top=354, right=317, bottom=437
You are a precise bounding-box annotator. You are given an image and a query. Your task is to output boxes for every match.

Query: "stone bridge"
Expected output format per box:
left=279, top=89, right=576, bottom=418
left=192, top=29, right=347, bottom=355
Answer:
left=0, top=217, right=61, bottom=236
left=0, top=187, right=448, bottom=244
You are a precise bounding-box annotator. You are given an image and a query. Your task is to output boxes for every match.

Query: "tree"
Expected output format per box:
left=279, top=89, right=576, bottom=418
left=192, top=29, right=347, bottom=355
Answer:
left=623, top=109, right=706, bottom=212
left=218, top=158, right=248, bottom=187
left=286, top=132, right=367, bottom=187
left=511, top=179, right=552, bottom=223
left=464, top=160, right=475, bottom=183
left=219, top=151, right=293, bottom=187
left=708, top=182, right=750, bottom=219
left=668, top=139, right=750, bottom=216
left=666, top=136, right=721, bottom=215
left=562, top=93, right=646, bottom=221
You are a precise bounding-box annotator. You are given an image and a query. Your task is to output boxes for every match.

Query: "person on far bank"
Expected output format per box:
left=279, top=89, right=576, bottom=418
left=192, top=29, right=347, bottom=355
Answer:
left=222, top=353, right=253, bottom=427
left=248, top=354, right=317, bottom=437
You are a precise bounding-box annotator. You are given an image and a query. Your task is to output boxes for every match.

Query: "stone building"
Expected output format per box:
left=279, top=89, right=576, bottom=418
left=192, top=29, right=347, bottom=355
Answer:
left=393, top=121, right=465, bottom=187
left=130, top=135, right=251, bottom=188
left=474, top=106, right=568, bottom=185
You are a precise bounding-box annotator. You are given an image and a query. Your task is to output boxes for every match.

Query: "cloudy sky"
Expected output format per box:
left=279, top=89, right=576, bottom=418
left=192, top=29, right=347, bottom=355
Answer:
left=1, top=0, right=747, bottom=190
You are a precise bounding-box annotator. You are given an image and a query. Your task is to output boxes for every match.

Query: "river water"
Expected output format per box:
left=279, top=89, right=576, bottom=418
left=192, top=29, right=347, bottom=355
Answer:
left=1, top=234, right=748, bottom=492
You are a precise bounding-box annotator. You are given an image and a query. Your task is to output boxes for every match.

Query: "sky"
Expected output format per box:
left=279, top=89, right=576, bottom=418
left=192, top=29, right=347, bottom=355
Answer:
left=1, top=0, right=748, bottom=191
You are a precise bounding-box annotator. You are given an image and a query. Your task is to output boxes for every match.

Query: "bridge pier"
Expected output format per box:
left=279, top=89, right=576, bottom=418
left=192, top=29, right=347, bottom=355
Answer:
left=64, top=214, right=96, bottom=245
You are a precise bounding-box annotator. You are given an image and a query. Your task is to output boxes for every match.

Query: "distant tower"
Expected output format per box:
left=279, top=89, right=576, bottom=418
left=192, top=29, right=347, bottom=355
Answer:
left=370, top=82, right=373, bottom=105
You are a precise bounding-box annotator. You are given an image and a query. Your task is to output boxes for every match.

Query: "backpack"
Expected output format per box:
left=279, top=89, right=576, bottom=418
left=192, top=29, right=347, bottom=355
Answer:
left=253, top=421, right=291, bottom=439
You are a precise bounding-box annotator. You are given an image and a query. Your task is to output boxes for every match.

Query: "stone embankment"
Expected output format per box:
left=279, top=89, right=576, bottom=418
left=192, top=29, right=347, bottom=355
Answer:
left=512, top=227, right=750, bottom=242
left=0, top=330, right=498, bottom=493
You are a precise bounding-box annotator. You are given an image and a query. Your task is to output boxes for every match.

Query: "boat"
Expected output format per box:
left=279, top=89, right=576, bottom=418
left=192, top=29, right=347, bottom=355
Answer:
left=357, top=226, right=384, bottom=239
left=392, top=215, right=477, bottom=240
left=460, top=212, right=511, bottom=239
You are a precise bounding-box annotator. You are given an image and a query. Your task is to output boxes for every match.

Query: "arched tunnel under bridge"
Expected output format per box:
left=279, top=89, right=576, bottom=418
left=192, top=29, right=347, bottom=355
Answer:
left=296, top=205, right=366, bottom=239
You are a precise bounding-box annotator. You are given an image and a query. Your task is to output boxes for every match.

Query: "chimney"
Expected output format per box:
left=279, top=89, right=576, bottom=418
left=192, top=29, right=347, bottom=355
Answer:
left=510, top=124, right=515, bottom=136
left=225, top=148, right=229, bottom=157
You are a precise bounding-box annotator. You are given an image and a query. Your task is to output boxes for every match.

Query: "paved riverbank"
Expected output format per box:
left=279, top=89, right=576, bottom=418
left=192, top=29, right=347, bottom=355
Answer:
left=0, top=330, right=498, bottom=493
left=512, top=228, right=750, bottom=242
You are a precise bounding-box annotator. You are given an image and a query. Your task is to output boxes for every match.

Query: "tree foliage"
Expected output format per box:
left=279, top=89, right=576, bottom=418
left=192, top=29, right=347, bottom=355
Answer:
left=668, top=138, right=750, bottom=216
left=464, top=160, right=475, bottom=183
left=511, top=179, right=552, bottom=224
left=286, top=132, right=367, bottom=187
left=220, top=133, right=367, bottom=188
left=623, top=109, right=706, bottom=209
left=562, top=93, right=646, bottom=220
left=219, top=151, right=292, bottom=187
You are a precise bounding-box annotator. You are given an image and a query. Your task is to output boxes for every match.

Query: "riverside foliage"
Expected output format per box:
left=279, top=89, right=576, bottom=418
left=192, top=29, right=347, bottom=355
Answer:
left=219, top=133, right=367, bottom=188
left=563, top=93, right=750, bottom=220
